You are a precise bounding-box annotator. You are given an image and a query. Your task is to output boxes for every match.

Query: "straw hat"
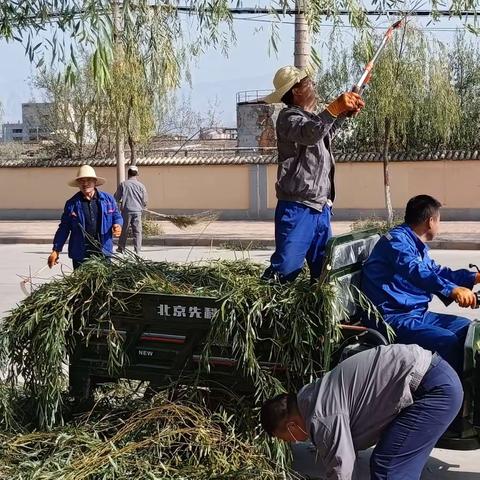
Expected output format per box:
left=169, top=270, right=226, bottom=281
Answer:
left=263, top=65, right=308, bottom=104
left=68, top=165, right=105, bottom=187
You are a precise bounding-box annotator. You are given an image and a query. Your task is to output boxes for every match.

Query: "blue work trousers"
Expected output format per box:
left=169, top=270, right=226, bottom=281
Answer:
left=370, top=355, right=463, bottom=479
left=267, top=200, right=332, bottom=282
left=365, top=310, right=471, bottom=375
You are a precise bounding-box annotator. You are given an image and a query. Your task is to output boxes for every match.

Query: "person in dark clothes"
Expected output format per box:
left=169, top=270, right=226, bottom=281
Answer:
left=262, top=65, right=365, bottom=283
left=114, top=165, right=148, bottom=254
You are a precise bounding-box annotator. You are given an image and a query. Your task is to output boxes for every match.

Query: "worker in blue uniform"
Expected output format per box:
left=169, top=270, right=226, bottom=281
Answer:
left=362, top=195, right=480, bottom=375
left=262, top=65, right=365, bottom=283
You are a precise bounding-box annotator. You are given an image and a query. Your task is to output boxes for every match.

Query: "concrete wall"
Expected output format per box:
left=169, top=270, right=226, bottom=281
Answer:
left=0, top=165, right=252, bottom=220
left=1, top=160, right=479, bottom=220
left=267, top=160, right=480, bottom=219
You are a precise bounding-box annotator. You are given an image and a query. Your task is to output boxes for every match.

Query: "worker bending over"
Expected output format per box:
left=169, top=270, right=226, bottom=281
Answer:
left=261, top=344, right=462, bottom=480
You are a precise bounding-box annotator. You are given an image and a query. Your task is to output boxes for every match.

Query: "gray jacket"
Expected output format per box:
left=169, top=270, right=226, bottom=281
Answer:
left=297, top=344, right=432, bottom=480
left=114, top=178, right=148, bottom=213
left=275, top=107, right=345, bottom=211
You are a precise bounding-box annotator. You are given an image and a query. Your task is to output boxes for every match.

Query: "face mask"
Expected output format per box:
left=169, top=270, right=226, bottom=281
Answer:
left=287, top=423, right=299, bottom=443
left=287, top=422, right=308, bottom=443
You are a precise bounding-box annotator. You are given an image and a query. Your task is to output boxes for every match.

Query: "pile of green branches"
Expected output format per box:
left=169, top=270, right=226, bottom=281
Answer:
left=0, top=384, right=295, bottom=479
left=350, top=215, right=403, bottom=234
left=0, top=256, right=347, bottom=430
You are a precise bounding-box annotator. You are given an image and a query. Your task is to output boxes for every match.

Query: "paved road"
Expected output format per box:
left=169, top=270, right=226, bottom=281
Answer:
left=1, top=244, right=479, bottom=478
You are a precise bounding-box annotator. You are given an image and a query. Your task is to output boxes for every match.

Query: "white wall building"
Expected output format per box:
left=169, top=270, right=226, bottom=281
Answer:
left=1, top=122, right=24, bottom=142
left=22, top=102, right=54, bottom=141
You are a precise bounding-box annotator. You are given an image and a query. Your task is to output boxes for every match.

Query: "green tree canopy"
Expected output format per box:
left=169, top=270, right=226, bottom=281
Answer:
left=2, top=1, right=479, bottom=88
left=316, top=26, right=479, bottom=152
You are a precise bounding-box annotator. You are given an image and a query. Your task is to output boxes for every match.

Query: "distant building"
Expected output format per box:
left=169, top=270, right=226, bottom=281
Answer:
left=22, top=102, right=54, bottom=141
left=2, top=122, right=24, bottom=142
left=199, top=127, right=237, bottom=140
left=2, top=102, right=55, bottom=143
left=236, top=90, right=281, bottom=151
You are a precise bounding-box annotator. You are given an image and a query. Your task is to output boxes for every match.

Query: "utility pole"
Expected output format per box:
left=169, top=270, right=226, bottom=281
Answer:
left=294, top=0, right=310, bottom=69
left=112, top=0, right=125, bottom=186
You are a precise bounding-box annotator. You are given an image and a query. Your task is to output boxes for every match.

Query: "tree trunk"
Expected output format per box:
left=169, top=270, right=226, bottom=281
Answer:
left=382, top=117, right=394, bottom=225
left=116, top=127, right=126, bottom=185
left=127, top=96, right=136, bottom=165
left=112, top=0, right=125, bottom=185
left=128, top=133, right=136, bottom=165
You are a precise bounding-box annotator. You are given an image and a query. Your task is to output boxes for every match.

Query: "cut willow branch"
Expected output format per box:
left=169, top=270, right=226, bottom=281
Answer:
left=0, top=257, right=364, bottom=430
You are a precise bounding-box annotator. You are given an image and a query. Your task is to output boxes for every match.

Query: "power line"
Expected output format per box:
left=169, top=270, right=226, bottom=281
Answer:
left=175, top=6, right=478, bottom=17
left=3, top=5, right=480, bottom=23
left=228, top=15, right=472, bottom=32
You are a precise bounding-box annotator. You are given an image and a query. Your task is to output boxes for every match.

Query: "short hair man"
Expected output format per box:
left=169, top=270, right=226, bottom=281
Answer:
left=114, top=165, right=148, bottom=254
left=262, top=66, right=365, bottom=283
left=261, top=345, right=462, bottom=480
left=362, top=194, right=480, bottom=374
left=48, top=165, right=123, bottom=270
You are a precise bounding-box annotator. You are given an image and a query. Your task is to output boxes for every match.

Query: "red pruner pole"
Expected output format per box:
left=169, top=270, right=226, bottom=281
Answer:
left=353, top=19, right=404, bottom=93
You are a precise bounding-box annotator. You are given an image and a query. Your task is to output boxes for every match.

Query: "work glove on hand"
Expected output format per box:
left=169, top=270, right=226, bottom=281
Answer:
left=327, top=92, right=365, bottom=117
left=113, top=224, right=122, bottom=237
left=47, top=250, right=59, bottom=269
left=451, top=286, right=477, bottom=308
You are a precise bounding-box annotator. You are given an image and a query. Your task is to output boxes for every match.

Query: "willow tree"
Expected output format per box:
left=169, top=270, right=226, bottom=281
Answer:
left=448, top=32, right=480, bottom=150
left=355, top=28, right=460, bottom=223
left=33, top=52, right=155, bottom=160
left=2, top=1, right=479, bottom=84
left=317, top=26, right=461, bottom=223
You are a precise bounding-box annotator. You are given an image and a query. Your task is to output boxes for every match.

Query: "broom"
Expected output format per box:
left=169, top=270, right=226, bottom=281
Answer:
left=143, top=208, right=218, bottom=229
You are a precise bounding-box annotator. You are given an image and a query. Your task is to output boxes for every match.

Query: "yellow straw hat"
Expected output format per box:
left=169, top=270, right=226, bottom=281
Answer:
left=68, top=165, right=106, bottom=187
left=263, top=65, right=308, bottom=104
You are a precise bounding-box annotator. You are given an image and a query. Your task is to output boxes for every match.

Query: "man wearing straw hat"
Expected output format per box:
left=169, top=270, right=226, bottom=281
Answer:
left=114, top=165, right=148, bottom=254
left=262, top=66, right=365, bottom=283
left=47, top=165, right=123, bottom=269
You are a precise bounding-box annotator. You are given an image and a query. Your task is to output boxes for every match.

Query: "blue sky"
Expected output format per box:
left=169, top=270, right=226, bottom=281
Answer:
left=0, top=13, right=474, bottom=127
left=0, top=15, right=294, bottom=126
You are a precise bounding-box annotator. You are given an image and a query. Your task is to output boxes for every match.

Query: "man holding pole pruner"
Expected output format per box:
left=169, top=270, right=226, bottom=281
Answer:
left=261, top=66, right=365, bottom=283
left=262, top=21, right=402, bottom=284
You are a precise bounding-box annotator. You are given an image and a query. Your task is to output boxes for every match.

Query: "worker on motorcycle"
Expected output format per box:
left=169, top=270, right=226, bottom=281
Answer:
left=361, top=194, right=480, bottom=375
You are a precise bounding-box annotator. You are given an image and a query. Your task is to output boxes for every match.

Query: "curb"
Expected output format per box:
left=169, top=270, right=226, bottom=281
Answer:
left=427, top=240, right=480, bottom=250
left=142, top=237, right=276, bottom=248
left=1, top=236, right=479, bottom=250
left=0, top=236, right=276, bottom=248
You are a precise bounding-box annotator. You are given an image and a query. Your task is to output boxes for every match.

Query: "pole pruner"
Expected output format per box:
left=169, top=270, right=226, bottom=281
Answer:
left=353, top=19, right=404, bottom=93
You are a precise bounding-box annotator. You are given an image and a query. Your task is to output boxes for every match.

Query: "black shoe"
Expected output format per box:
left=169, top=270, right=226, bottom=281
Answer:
left=261, top=266, right=282, bottom=284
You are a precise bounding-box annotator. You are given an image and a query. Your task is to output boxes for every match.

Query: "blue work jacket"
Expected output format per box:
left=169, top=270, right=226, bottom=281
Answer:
left=362, top=224, right=476, bottom=317
left=53, top=190, right=123, bottom=261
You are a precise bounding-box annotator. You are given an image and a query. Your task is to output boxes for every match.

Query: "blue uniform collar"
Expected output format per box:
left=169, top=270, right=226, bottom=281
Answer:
left=398, top=223, right=429, bottom=256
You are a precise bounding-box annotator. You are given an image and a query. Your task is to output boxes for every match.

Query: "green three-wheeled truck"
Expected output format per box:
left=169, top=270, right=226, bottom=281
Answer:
left=69, top=229, right=480, bottom=451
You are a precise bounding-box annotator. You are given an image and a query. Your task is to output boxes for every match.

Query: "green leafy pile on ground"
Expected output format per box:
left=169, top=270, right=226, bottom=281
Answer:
left=350, top=215, right=403, bottom=234
left=0, top=257, right=346, bottom=429
left=0, top=384, right=297, bottom=479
